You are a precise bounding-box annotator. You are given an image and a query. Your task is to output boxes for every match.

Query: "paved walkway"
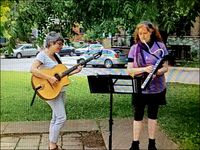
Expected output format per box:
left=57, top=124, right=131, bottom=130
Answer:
left=1, top=118, right=179, bottom=150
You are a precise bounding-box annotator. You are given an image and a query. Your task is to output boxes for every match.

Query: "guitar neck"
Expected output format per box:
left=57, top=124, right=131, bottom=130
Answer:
left=60, top=54, right=97, bottom=78
left=60, top=65, right=79, bottom=78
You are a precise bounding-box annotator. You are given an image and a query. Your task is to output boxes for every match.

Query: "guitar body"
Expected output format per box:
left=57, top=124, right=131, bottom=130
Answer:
left=31, top=64, right=70, bottom=100
left=31, top=51, right=102, bottom=101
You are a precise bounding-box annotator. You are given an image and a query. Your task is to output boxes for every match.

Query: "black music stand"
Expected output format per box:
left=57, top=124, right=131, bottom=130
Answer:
left=87, top=74, right=141, bottom=150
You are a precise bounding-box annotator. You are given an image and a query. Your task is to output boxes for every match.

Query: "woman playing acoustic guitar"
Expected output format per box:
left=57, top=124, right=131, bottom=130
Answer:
left=30, top=31, right=82, bottom=150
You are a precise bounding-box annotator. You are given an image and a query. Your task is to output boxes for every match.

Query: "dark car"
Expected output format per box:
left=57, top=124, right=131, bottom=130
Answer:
left=59, top=45, right=75, bottom=57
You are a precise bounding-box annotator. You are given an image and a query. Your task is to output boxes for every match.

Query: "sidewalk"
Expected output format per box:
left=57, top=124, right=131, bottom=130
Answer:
left=165, top=67, right=199, bottom=85
left=1, top=118, right=179, bottom=150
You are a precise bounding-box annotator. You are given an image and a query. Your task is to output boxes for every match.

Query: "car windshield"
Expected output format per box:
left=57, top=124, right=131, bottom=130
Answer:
left=113, top=49, right=124, bottom=54
left=85, top=50, right=101, bottom=55
left=81, top=45, right=88, bottom=48
left=16, top=44, right=23, bottom=49
left=90, top=44, right=102, bottom=49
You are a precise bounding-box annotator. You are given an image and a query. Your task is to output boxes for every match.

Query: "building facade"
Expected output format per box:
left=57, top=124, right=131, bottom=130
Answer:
left=167, top=16, right=200, bottom=60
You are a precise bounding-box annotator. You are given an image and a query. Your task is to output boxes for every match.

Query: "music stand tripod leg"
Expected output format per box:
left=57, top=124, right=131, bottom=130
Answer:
left=109, top=92, right=113, bottom=150
left=108, top=75, right=115, bottom=150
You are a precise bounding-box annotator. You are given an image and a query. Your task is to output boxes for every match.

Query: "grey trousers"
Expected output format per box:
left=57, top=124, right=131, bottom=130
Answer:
left=47, top=92, right=67, bottom=143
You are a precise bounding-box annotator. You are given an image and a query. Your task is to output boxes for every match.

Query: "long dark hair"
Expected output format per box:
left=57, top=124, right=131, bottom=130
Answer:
left=133, top=21, right=163, bottom=43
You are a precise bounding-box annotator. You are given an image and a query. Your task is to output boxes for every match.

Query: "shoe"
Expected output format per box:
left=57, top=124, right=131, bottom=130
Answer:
left=129, top=141, right=140, bottom=150
left=148, top=139, right=157, bottom=150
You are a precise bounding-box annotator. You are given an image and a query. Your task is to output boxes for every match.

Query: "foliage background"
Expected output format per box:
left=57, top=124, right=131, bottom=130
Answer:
left=1, top=0, right=200, bottom=49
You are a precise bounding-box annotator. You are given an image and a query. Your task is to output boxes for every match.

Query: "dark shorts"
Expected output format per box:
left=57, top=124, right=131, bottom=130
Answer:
left=134, top=104, right=159, bottom=120
left=132, top=89, right=167, bottom=106
left=132, top=89, right=166, bottom=120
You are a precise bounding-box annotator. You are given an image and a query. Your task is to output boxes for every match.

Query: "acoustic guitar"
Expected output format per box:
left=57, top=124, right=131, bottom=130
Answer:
left=31, top=51, right=102, bottom=100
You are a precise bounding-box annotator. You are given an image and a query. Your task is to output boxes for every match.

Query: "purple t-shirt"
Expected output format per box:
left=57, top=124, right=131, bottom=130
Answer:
left=128, top=42, right=168, bottom=94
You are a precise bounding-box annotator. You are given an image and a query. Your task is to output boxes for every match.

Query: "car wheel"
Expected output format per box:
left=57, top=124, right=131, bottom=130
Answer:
left=104, top=59, right=113, bottom=68
left=16, top=53, right=22, bottom=59
left=69, top=51, right=74, bottom=56
left=77, top=59, right=86, bottom=67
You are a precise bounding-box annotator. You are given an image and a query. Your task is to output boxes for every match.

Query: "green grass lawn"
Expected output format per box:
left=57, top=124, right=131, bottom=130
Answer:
left=0, top=71, right=199, bottom=149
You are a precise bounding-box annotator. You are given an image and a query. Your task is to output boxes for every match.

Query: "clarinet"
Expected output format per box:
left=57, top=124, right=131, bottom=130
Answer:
left=141, top=58, right=164, bottom=90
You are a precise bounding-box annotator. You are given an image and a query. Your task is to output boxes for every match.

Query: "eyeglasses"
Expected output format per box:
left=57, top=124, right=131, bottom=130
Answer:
left=56, top=42, right=63, bottom=46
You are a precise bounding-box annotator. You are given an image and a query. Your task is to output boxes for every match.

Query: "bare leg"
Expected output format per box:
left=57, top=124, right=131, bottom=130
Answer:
left=133, top=120, right=143, bottom=141
left=148, top=118, right=157, bottom=139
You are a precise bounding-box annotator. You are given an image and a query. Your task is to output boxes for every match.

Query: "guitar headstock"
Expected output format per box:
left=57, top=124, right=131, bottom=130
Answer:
left=93, top=50, right=102, bottom=59
left=76, top=50, right=103, bottom=67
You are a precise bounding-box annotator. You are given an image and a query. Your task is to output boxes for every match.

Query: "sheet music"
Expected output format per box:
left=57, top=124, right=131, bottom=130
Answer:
left=112, top=79, right=138, bottom=94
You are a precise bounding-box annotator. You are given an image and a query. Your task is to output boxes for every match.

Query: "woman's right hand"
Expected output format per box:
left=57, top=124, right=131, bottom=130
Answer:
left=48, top=76, right=58, bottom=85
left=144, top=65, right=154, bottom=73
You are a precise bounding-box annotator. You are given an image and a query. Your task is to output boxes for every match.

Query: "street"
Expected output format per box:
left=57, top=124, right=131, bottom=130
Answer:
left=0, top=56, right=128, bottom=75
left=1, top=56, right=199, bottom=84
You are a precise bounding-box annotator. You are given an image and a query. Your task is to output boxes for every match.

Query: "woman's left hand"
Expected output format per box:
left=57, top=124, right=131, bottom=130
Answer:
left=76, top=65, right=83, bottom=72
left=156, top=61, right=168, bottom=76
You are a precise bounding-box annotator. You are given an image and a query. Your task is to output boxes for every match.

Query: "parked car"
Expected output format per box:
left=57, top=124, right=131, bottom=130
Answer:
left=58, top=45, right=75, bottom=56
left=77, top=48, right=127, bottom=68
left=75, top=43, right=103, bottom=56
left=72, top=41, right=87, bottom=49
left=4, top=43, right=39, bottom=58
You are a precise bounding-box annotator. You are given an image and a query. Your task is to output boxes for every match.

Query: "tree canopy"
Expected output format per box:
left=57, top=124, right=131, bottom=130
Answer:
left=1, top=0, right=199, bottom=49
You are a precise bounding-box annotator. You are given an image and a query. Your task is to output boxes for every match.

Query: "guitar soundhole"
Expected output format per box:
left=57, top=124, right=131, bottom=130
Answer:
left=55, top=73, right=61, bottom=81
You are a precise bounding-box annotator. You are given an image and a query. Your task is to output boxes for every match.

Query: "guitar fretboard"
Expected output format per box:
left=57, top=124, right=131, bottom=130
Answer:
left=60, top=52, right=101, bottom=78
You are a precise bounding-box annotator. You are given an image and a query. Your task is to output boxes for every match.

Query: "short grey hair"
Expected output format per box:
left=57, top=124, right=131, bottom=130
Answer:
left=44, top=31, right=64, bottom=48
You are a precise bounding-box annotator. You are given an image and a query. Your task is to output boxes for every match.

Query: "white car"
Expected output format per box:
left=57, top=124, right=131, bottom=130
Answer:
left=75, top=43, right=103, bottom=56
left=77, top=48, right=128, bottom=68
left=4, top=43, right=40, bottom=58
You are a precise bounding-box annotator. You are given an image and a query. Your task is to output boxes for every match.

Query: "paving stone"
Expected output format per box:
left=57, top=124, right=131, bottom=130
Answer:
left=0, top=122, right=8, bottom=134
left=84, top=146, right=106, bottom=150
left=39, top=134, right=49, bottom=149
left=39, top=145, right=48, bottom=150
left=0, top=136, right=19, bottom=149
left=15, top=135, right=40, bottom=150
left=63, top=133, right=81, bottom=138
left=62, top=144, right=83, bottom=149
left=3, top=121, right=49, bottom=134
left=63, top=140, right=82, bottom=146
left=62, top=119, right=99, bottom=132
left=63, top=137, right=80, bottom=143
left=62, top=133, right=81, bottom=144
left=39, top=134, right=61, bottom=149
